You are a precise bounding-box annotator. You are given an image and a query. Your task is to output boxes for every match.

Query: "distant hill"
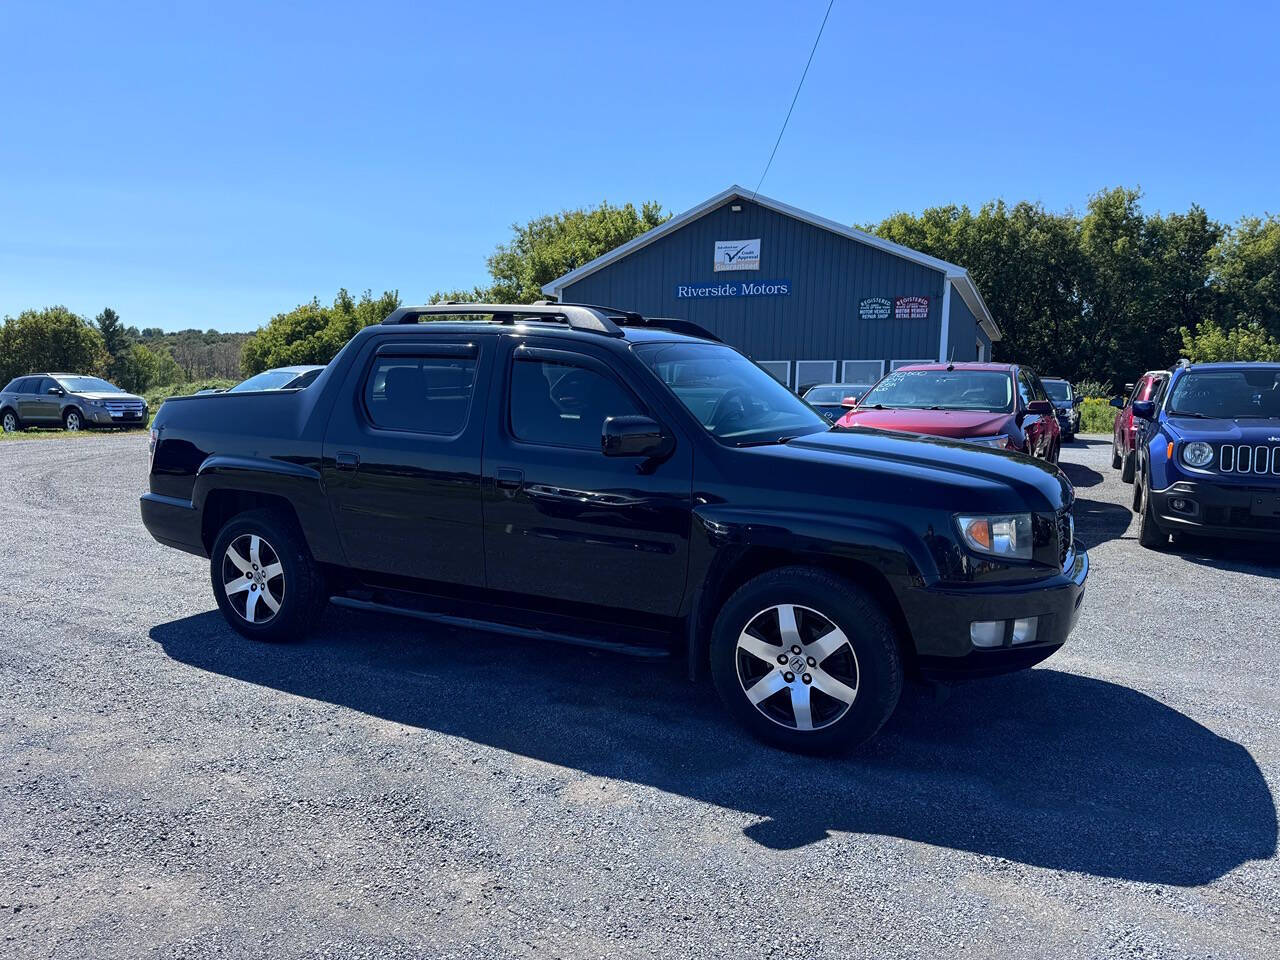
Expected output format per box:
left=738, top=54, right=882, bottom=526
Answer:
left=136, top=328, right=250, bottom=380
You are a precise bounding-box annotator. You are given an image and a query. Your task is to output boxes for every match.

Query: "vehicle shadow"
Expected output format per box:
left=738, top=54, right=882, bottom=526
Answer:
left=1058, top=458, right=1104, bottom=489
left=1172, top=536, right=1280, bottom=576
left=152, top=609, right=1276, bottom=887
left=1071, top=497, right=1133, bottom=550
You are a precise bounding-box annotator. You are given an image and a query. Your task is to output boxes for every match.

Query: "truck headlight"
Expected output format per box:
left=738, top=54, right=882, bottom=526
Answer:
left=955, top=514, right=1033, bottom=560
left=1182, top=441, right=1214, bottom=468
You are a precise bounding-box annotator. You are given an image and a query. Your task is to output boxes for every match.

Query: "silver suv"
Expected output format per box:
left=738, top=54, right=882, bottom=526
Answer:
left=0, top=373, right=148, bottom=432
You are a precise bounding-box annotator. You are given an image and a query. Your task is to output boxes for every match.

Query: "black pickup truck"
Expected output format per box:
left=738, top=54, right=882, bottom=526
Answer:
left=141, top=303, right=1088, bottom=753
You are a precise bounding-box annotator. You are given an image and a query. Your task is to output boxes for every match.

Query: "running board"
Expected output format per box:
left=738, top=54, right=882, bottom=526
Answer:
left=328, top=595, right=672, bottom=659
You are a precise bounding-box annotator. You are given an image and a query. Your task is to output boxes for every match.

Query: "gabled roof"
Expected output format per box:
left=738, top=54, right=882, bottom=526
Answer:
left=543, top=185, right=1001, bottom=341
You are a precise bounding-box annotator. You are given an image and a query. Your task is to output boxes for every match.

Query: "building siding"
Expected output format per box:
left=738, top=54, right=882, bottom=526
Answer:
left=947, top=284, right=981, bottom=362
left=561, top=198, right=956, bottom=372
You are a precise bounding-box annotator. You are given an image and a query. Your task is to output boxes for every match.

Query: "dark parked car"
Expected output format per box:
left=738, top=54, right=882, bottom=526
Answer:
left=0, top=373, right=147, bottom=432
left=1130, top=361, right=1280, bottom=549
left=801, top=382, right=856, bottom=420
left=141, top=303, right=1087, bottom=753
left=1110, top=370, right=1169, bottom=483
left=227, top=365, right=325, bottom=393
left=834, top=362, right=1062, bottom=464
left=1041, top=378, right=1081, bottom=441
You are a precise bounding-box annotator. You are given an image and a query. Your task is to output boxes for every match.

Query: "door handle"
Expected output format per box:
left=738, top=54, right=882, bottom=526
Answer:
left=495, top=468, right=523, bottom=496
left=335, top=451, right=360, bottom=471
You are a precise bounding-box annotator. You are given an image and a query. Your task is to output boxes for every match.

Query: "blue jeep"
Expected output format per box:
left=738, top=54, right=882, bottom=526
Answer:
left=1131, top=361, right=1280, bottom=548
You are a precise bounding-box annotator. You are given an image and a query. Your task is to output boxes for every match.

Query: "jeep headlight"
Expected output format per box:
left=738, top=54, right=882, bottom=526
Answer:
left=1182, top=441, right=1214, bottom=468
left=955, top=514, right=1033, bottom=560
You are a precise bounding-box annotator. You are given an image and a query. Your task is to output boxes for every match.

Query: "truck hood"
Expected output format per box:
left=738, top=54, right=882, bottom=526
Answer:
left=755, top=427, right=1072, bottom=513
left=834, top=407, right=1014, bottom=439
left=1164, top=417, right=1280, bottom=443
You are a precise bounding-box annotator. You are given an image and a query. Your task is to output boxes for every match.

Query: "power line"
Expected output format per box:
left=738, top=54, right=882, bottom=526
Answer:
left=753, top=0, right=836, bottom=200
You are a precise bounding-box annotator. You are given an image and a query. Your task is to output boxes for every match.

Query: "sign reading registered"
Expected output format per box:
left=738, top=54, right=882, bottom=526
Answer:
left=894, top=296, right=930, bottom=319
left=713, top=238, right=761, bottom=272
left=858, top=297, right=891, bottom=320
left=675, top=279, right=790, bottom=299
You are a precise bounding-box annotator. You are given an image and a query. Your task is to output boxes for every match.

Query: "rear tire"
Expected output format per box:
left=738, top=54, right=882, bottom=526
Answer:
left=709, top=566, right=903, bottom=754
left=209, top=509, right=326, bottom=642
left=1137, top=478, right=1168, bottom=550
left=1121, top=450, right=1135, bottom=483
left=1, top=409, right=18, bottom=433
left=1111, top=443, right=1122, bottom=469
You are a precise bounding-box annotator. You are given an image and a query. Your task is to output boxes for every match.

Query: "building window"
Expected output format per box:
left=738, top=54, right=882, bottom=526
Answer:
left=841, top=360, right=884, bottom=392
left=794, top=361, right=836, bottom=394
left=756, top=361, right=790, bottom=388
left=891, top=359, right=934, bottom=371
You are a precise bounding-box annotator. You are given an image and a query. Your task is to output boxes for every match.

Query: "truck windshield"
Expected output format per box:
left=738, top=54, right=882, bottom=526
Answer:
left=55, top=376, right=122, bottom=393
left=1167, top=369, right=1280, bottom=419
left=1042, top=380, right=1072, bottom=402
left=858, top=369, right=1015, bottom=412
left=633, top=342, right=829, bottom=445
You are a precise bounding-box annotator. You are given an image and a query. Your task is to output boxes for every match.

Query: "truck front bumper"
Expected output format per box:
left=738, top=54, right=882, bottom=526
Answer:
left=899, top=546, right=1089, bottom=680
left=140, top=493, right=207, bottom=557
left=1149, top=479, right=1280, bottom=541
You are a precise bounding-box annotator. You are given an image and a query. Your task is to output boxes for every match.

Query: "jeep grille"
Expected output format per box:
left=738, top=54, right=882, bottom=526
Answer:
left=1218, top=444, right=1280, bottom=475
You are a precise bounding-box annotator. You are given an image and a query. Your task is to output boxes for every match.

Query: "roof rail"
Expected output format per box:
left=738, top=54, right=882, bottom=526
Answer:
left=381, top=303, right=623, bottom=337
left=555, top=301, right=723, bottom=343
left=1176, top=357, right=1192, bottom=368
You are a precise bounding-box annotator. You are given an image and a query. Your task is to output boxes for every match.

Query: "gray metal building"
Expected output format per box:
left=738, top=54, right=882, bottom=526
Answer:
left=543, top=185, right=1002, bottom=394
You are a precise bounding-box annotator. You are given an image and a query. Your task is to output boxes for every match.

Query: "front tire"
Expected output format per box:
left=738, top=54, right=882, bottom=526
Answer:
left=63, top=409, right=83, bottom=431
left=1121, top=450, right=1136, bottom=483
left=209, top=509, right=326, bottom=642
left=1136, top=478, right=1168, bottom=550
left=1111, top=442, right=1122, bottom=469
left=709, top=566, right=903, bottom=754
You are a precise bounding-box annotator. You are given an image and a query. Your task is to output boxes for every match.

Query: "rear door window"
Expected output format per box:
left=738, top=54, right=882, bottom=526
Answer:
left=363, top=353, right=477, bottom=435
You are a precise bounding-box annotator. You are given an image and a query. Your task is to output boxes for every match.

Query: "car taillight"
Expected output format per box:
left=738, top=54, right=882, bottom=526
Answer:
left=148, top=428, right=159, bottom=469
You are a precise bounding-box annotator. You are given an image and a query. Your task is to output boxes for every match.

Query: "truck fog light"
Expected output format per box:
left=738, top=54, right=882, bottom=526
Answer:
left=1011, top=617, right=1038, bottom=644
left=970, top=620, right=1004, bottom=648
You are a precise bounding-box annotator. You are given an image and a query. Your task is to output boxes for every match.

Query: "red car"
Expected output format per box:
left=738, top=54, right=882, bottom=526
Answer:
left=834, top=362, right=1062, bottom=464
left=1109, top=370, right=1169, bottom=483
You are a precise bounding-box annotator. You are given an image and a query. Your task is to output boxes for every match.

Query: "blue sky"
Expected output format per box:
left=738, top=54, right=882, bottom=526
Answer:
left=1, top=0, right=1277, bottom=332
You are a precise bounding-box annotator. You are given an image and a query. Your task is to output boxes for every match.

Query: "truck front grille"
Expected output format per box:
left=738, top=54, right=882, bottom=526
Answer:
left=1219, top=444, right=1280, bottom=475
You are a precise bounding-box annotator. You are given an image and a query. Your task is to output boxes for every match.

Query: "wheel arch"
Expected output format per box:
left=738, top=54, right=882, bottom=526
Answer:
left=687, top=544, right=916, bottom=683
left=200, top=488, right=306, bottom=555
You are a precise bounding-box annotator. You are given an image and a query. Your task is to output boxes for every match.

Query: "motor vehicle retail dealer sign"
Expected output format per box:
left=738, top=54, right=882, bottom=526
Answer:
left=858, top=297, right=891, bottom=320
left=713, top=238, right=761, bottom=271
left=894, top=296, right=930, bottom=319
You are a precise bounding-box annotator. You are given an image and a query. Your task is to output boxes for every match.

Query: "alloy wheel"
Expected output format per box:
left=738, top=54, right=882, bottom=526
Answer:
left=735, top=603, right=859, bottom=731
left=221, top=534, right=285, bottom=624
left=65, top=412, right=81, bottom=431
left=2, top=413, right=15, bottom=432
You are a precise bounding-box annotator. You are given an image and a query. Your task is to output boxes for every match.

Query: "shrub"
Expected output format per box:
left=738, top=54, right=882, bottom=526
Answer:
left=1078, top=398, right=1117, bottom=434
left=144, top=379, right=237, bottom=409
left=1073, top=379, right=1112, bottom=401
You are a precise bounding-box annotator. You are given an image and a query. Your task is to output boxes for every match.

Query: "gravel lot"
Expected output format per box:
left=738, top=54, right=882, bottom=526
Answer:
left=1, top=433, right=1277, bottom=958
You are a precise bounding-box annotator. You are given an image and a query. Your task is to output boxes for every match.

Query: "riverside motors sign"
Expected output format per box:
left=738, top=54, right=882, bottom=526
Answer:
left=675, top=279, right=791, bottom=299
left=713, top=238, right=761, bottom=271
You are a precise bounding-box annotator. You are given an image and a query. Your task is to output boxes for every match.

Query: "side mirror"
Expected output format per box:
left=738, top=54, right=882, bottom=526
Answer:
left=840, top=396, right=860, bottom=409
left=1131, top=400, right=1155, bottom=421
left=1025, top=399, right=1054, bottom=416
left=47, top=387, right=63, bottom=396
left=1109, top=396, right=1125, bottom=409
left=602, top=415, right=670, bottom=458
left=1072, top=396, right=1083, bottom=406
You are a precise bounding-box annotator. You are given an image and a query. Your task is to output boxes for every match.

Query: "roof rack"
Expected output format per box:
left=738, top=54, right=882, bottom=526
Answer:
left=381, top=303, right=623, bottom=337
left=548, top=301, right=723, bottom=343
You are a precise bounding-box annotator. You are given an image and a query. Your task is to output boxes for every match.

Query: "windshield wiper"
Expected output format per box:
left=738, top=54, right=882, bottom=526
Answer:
left=734, top=436, right=797, bottom=448
left=1167, top=410, right=1210, bottom=418
left=1234, top=414, right=1280, bottom=420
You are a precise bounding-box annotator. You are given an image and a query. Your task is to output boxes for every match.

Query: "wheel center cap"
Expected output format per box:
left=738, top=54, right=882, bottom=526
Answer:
left=789, top=655, right=806, bottom=674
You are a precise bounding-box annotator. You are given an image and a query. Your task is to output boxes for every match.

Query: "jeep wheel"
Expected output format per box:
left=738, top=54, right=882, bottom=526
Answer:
left=1137, top=480, right=1168, bottom=550
left=63, top=409, right=82, bottom=431
left=210, top=509, right=326, bottom=642
left=1121, top=450, right=1135, bottom=483
left=710, top=566, right=902, bottom=754
left=1, top=410, right=17, bottom=433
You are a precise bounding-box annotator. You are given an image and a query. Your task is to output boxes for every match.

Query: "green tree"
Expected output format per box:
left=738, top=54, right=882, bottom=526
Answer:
left=486, top=200, right=669, bottom=303
left=1180, top=318, right=1280, bottom=362
left=96, top=307, right=131, bottom=359
left=112, top=343, right=184, bottom=393
left=1215, top=214, right=1280, bottom=337
left=240, top=288, right=401, bottom=375
left=0, top=306, right=108, bottom=384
